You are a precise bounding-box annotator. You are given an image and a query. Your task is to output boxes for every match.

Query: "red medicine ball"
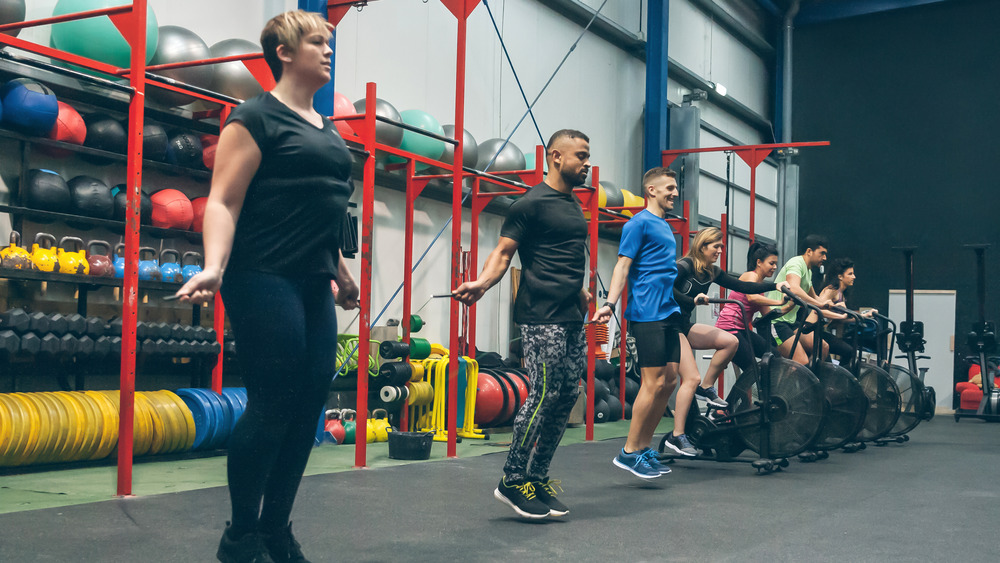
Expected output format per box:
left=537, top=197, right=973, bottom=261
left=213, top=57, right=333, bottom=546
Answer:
left=150, top=189, right=194, bottom=230
left=190, top=196, right=207, bottom=232
left=44, top=101, right=87, bottom=158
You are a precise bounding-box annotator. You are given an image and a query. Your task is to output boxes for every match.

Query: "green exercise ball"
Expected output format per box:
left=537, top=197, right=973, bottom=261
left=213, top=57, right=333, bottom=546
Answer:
left=387, top=109, right=445, bottom=171
left=50, top=0, right=158, bottom=71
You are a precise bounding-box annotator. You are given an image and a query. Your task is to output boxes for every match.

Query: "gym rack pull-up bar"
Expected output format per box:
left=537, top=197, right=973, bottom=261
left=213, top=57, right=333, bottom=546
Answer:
left=662, top=141, right=830, bottom=243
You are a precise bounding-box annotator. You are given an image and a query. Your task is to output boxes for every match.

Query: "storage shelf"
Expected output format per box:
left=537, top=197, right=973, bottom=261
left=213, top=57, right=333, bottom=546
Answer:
left=0, top=265, right=184, bottom=291
left=0, top=205, right=203, bottom=241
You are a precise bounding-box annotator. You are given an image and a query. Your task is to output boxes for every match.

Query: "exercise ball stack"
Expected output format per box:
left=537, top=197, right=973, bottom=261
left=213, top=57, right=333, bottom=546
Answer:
left=43, top=101, right=87, bottom=157
left=0, top=0, right=26, bottom=38
left=388, top=109, right=445, bottom=171
left=208, top=39, right=265, bottom=101
left=50, top=0, right=159, bottom=71
left=353, top=97, right=403, bottom=162
left=147, top=25, right=215, bottom=106
left=476, top=138, right=526, bottom=173
left=1, top=79, right=59, bottom=136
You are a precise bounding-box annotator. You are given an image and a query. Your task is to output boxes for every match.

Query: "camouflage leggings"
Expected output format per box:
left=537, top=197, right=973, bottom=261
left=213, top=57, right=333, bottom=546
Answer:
left=503, top=323, right=587, bottom=482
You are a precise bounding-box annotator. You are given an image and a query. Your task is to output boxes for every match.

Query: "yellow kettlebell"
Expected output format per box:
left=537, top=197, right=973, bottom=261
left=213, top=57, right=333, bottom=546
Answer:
left=57, top=236, right=89, bottom=275
left=372, top=408, right=390, bottom=442
left=30, top=233, right=59, bottom=272
left=0, top=231, right=33, bottom=270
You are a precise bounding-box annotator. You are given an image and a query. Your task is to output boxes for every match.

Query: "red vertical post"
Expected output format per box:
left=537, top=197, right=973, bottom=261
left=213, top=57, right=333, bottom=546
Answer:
left=117, top=0, right=147, bottom=497
left=446, top=4, right=473, bottom=459
left=354, top=82, right=378, bottom=468
left=585, top=167, right=599, bottom=441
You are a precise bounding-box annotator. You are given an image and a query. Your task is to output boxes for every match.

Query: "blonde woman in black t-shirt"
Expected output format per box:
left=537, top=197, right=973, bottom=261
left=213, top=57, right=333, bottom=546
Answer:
left=176, top=10, right=358, bottom=563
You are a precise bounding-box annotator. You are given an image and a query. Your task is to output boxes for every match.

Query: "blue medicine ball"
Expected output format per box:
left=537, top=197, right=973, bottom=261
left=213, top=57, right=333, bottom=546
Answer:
left=0, top=78, right=59, bottom=136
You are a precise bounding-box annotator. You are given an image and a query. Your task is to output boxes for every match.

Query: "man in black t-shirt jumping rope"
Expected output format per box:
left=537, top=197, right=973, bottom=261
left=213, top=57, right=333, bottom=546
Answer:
left=453, top=129, right=592, bottom=519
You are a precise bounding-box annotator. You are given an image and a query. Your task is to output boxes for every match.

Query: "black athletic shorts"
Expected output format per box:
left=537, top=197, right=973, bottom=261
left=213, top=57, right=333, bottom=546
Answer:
left=772, top=321, right=797, bottom=345
left=631, top=314, right=682, bottom=367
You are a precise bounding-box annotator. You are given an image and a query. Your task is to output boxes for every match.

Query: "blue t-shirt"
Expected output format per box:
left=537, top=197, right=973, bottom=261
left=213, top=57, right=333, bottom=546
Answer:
left=618, top=209, right=681, bottom=322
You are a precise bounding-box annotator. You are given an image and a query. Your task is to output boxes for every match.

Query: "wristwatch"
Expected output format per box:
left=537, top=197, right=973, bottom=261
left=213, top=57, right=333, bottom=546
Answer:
left=602, top=301, right=616, bottom=313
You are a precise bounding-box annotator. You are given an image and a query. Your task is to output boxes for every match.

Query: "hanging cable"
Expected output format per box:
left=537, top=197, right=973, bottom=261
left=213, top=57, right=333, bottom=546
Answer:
left=333, top=0, right=610, bottom=378
left=483, top=0, right=546, bottom=148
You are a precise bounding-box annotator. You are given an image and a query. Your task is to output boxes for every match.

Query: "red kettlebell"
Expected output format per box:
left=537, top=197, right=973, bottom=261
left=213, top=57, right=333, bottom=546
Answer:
left=324, top=409, right=346, bottom=445
left=87, top=240, right=115, bottom=277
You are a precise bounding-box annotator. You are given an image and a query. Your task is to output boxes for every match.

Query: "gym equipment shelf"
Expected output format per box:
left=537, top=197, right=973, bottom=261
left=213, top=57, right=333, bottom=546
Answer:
left=0, top=205, right=203, bottom=242
left=0, top=266, right=182, bottom=292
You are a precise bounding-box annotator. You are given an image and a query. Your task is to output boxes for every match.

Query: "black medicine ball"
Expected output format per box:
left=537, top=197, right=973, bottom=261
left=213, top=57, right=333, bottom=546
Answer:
left=68, top=176, right=114, bottom=219
left=166, top=133, right=204, bottom=169
left=82, top=114, right=127, bottom=164
left=143, top=124, right=168, bottom=162
left=24, top=169, right=71, bottom=215
left=112, top=184, right=153, bottom=223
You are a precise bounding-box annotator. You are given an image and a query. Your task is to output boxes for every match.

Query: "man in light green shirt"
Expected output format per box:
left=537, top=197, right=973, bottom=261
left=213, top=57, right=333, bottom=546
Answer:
left=768, top=234, right=833, bottom=364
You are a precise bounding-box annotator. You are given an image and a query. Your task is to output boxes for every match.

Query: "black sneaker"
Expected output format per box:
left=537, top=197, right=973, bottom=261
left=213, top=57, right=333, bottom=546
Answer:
left=262, top=522, right=309, bottom=563
left=494, top=477, right=550, bottom=519
left=663, top=433, right=698, bottom=457
left=533, top=478, right=569, bottom=517
left=217, top=523, right=275, bottom=563
left=695, top=385, right=728, bottom=408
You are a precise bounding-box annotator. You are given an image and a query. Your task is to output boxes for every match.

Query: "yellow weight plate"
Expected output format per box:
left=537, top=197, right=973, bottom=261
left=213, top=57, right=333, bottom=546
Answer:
left=45, top=393, right=79, bottom=461
left=0, top=394, right=25, bottom=463
left=33, top=393, right=70, bottom=464
left=1, top=394, right=32, bottom=466
left=160, top=390, right=196, bottom=452
left=55, top=392, right=89, bottom=462
left=135, top=393, right=164, bottom=455
left=83, top=391, right=118, bottom=460
left=74, top=391, right=103, bottom=461
left=104, top=390, right=154, bottom=457
left=15, top=394, right=49, bottom=466
left=147, top=391, right=181, bottom=454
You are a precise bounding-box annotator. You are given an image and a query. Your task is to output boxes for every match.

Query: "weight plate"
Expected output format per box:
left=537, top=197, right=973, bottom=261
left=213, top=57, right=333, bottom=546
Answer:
left=205, top=389, right=234, bottom=449
left=9, top=394, right=38, bottom=466
left=192, top=388, right=229, bottom=450
left=67, top=392, right=101, bottom=461
left=0, top=394, right=27, bottom=463
left=42, top=392, right=75, bottom=462
left=146, top=391, right=182, bottom=454
left=17, top=393, right=52, bottom=465
left=160, top=391, right=196, bottom=452
left=218, top=390, right=243, bottom=434
left=83, top=391, right=118, bottom=460
left=175, top=389, right=216, bottom=451
left=132, top=393, right=159, bottom=456
left=29, top=393, right=64, bottom=464
left=409, top=338, right=432, bottom=360
left=57, top=392, right=93, bottom=462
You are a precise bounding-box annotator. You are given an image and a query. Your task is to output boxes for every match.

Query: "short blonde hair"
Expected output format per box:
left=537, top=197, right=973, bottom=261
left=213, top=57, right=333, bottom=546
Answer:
left=260, top=10, right=331, bottom=81
left=685, top=226, right=723, bottom=274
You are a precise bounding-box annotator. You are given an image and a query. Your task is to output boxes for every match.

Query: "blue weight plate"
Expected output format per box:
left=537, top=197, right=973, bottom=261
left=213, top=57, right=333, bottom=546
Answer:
left=218, top=390, right=242, bottom=434
left=174, top=388, right=215, bottom=451
left=193, top=389, right=229, bottom=451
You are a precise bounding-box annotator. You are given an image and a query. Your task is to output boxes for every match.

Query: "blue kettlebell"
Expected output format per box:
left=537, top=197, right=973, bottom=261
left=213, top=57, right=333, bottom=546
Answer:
left=182, top=251, right=203, bottom=282
left=113, top=243, right=126, bottom=278
left=159, top=249, right=182, bottom=283
left=138, top=247, right=161, bottom=281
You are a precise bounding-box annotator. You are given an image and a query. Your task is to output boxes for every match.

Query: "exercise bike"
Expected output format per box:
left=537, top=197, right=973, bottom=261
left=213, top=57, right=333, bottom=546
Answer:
left=893, top=246, right=936, bottom=421
left=780, top=288, right=869, bottom=463
left=657, top=296, right=826, bottom=474
left=829, top=305, right=902, bottom=453
left=955, top=244, right=1000, bottom=422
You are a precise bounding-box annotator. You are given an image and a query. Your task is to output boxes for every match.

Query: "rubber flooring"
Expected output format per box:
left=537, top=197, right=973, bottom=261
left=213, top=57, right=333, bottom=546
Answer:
left=0, top=417, right=997, bottom=562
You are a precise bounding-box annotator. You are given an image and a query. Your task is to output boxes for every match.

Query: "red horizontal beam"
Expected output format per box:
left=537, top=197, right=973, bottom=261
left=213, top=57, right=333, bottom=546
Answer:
left=0, top=34, right=121, bottom=77
left=0, top=4, right=132, bottom=34
left=140, top=52, right=266, bottom=73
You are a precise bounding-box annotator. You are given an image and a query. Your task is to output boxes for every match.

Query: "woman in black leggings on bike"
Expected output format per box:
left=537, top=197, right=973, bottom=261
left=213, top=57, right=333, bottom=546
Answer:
left=714, top=242, right=791, bottom=371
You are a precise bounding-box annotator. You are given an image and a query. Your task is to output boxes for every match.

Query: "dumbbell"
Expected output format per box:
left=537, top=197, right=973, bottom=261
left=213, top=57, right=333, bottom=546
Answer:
left=1, top=308, right=30, bottom=333
left=93, top=335, right=112, bottom=358
left=37, top=333, right=62, bottom=357
left=205, top=328, right=217, bottom=342
left=65, top=314, right=88, bottom=337
left=75, top=335, right=95, bottom=358
left=28, top=312, right=51, bottom=334
left=18, top=331, right=41, bottom=355
left=0, top=329, right=20, bottom=358
left=224, top=340, right=237, bottom=356
left=47, top=314, right=69, bottom=336
left=85, top=316, right=105, bottom=338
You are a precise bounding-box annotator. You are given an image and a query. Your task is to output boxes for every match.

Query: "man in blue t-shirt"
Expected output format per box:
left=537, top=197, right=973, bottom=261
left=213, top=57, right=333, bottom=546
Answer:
left=593, top=167, right=700, bottom=478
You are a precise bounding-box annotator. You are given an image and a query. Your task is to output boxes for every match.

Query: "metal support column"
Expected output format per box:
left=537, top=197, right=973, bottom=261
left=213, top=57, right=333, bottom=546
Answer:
left=643, top=0, right=669, bottom=173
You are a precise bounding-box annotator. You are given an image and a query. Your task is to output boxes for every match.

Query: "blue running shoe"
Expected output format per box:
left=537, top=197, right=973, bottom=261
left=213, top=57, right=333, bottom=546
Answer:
left=664, top=433, right=698, bottom=457
left=641, top=448, right=671, bottom=475
left=613, top=448, right=661, bottom=479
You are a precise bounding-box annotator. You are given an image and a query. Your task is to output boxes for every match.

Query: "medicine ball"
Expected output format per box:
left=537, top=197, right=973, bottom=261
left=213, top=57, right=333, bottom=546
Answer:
left=112, top=184, right=152, bottom=223
left=24, top=169, right=71, bottom=215
left=165, top=132, right=203, bottom=169
left=143, top=123, right=168, bottom=162
left=68, top=175, right=114, bottom=219
left=43, top=101, right=86, bottom=158
left=82, top=113, right=126, bottom=164
left=1, top=78, right=59, bottom=136
left=190, top=196, right=207, bottom=232
left=150, top=188, right=193, bottom=230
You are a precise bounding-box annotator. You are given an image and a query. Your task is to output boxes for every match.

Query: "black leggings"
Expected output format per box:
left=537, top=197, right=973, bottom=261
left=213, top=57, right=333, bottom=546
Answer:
left=221, top=270, right=337, bottom=534
left=727, top=329, right=773, bottom=372
left=823, top=333, right=856, bottom=362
